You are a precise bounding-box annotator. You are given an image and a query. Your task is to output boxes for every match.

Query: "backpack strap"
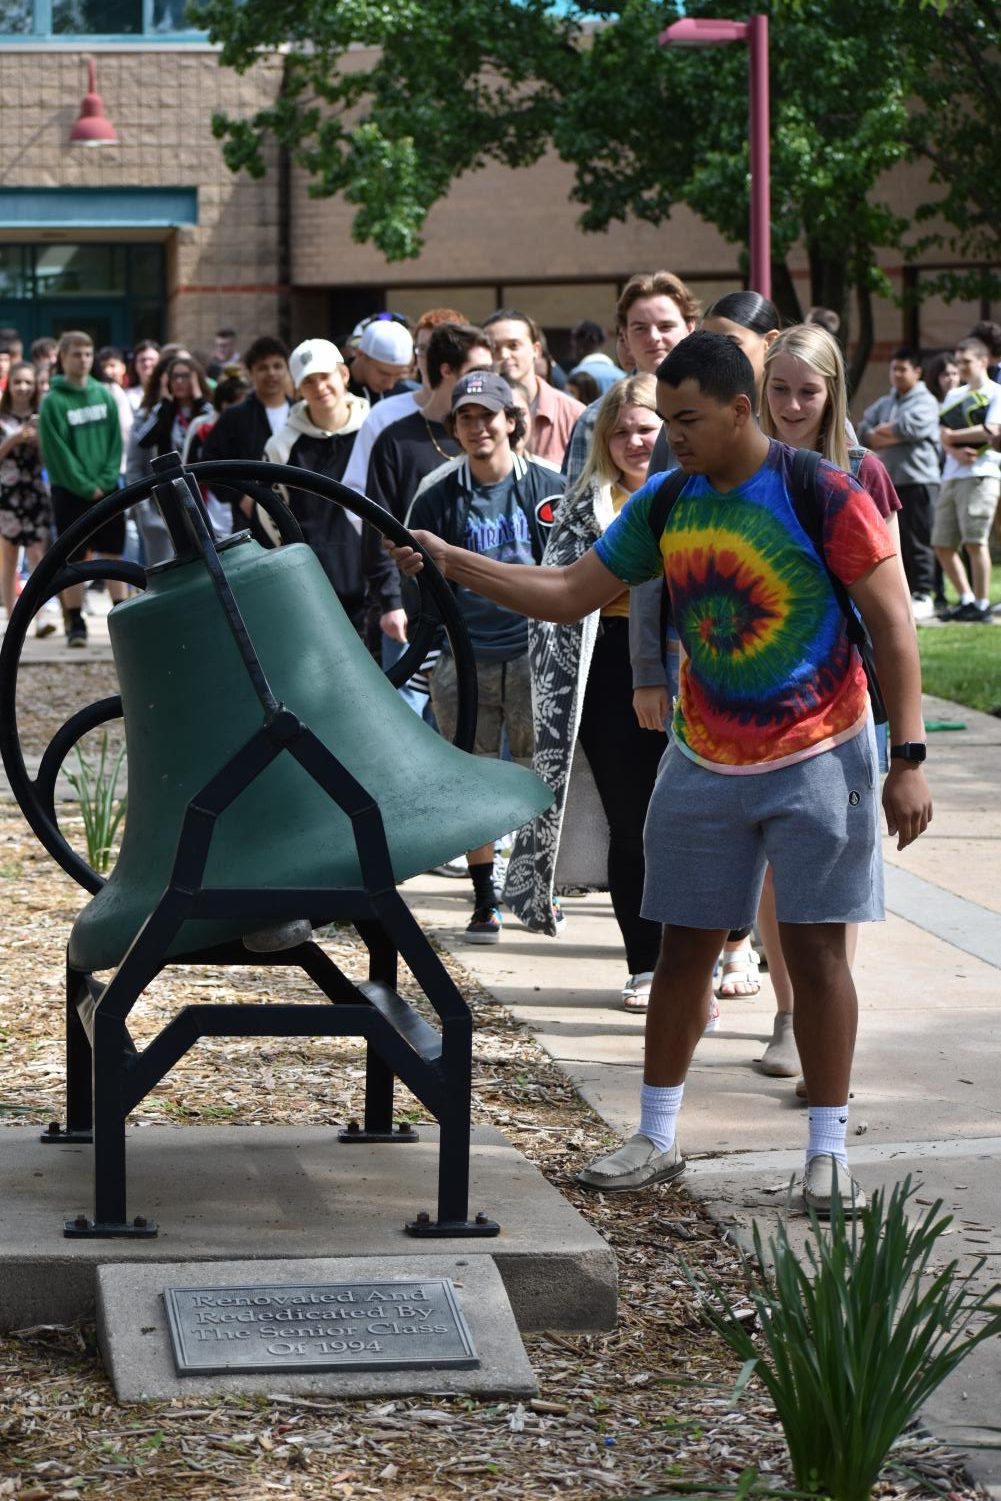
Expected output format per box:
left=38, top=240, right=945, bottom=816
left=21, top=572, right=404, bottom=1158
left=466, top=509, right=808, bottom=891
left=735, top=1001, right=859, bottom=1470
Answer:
left=789, top=447, right=866, bottom=650
left=646, top=468, right=689, bottom=544
left=789, top=447, right=887, bottom=723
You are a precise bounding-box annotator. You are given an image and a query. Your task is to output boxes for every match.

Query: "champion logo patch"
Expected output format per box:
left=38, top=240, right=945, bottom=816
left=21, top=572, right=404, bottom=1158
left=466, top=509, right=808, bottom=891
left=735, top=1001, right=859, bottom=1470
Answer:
left=535, top=497, right=558, bottom=528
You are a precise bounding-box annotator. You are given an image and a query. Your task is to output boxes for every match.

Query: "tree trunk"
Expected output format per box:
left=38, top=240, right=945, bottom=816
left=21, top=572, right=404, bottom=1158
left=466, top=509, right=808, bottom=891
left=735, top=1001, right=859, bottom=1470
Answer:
left=771, top=259, right=803, bottom=326
left=807, top=241, right=850, bottom=347
left=848, top=263, right=875, bottom=400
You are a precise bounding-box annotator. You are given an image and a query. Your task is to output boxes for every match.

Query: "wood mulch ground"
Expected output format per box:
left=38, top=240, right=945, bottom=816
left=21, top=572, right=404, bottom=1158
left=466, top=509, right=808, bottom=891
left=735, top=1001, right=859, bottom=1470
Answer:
left=0, top=655, right=988, bottom=1501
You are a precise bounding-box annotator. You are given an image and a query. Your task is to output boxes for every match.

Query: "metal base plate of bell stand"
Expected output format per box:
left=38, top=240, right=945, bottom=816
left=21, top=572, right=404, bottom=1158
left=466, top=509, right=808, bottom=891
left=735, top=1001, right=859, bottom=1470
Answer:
left=337, top=1121, right=420, bottom=1145
left=64, top=1217, right=159, bottom=1239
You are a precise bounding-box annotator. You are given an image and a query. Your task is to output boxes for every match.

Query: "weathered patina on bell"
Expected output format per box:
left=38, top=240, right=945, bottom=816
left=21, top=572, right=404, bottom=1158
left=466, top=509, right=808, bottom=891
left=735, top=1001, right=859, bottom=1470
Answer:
left=70, top=536, right=552, bottom=972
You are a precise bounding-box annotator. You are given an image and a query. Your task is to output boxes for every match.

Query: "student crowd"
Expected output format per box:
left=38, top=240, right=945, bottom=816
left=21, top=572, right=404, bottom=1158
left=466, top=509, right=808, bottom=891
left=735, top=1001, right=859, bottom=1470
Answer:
left=5, top=277, right=990, bottom=1212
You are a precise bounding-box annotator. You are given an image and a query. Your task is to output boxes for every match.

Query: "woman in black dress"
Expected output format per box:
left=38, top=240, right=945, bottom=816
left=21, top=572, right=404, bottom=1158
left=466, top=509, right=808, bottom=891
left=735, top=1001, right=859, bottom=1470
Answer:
left=0, top=361, right=53, bottom=631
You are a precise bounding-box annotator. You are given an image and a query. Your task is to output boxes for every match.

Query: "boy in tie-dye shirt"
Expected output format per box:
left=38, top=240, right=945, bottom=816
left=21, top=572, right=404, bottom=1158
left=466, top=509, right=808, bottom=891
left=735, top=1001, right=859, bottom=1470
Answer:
left=594, top=439, right=894, bottom=771
left=385, top=330, right=932, bottom=1221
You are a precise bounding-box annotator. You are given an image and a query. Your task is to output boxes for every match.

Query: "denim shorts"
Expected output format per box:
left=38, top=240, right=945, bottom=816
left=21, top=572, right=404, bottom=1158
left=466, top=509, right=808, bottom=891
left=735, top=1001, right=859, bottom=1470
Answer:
left=429, top=651, right=533, bottom=762
left=641, top=721, right=884, bottom=929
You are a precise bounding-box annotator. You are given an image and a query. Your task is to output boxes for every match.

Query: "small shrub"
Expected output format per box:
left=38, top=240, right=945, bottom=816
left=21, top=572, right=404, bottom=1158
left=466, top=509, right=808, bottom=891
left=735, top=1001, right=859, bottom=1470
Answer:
left=65, top=730, right=127, bottom=875
left=689, top=1176, right=1001, bottom=1501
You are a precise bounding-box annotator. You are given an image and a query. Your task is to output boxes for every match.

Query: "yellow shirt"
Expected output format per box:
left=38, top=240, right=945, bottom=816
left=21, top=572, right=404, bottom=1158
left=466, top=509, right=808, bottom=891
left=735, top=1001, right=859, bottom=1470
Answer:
left=600, top=483, right=632, bottom=618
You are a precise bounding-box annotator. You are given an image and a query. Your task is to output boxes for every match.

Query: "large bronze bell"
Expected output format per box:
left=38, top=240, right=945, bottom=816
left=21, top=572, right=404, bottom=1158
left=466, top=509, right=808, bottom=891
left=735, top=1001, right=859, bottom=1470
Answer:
left=70, top=531, right=551, bottom=973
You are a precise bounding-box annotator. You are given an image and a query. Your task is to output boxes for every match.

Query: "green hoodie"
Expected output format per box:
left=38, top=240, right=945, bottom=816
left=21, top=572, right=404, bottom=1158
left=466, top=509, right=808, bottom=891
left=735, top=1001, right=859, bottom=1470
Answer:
left=39, top=375, right=122, bottom=499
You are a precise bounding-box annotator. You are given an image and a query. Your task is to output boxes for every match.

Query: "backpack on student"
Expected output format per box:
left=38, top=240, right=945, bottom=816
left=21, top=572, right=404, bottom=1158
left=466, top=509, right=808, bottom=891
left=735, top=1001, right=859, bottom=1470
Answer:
left=645, top=448, right=888, bottom=724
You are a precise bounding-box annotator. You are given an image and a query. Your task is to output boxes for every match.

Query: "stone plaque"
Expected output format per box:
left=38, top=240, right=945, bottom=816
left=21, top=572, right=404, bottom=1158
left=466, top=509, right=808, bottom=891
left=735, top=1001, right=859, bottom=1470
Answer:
left=163, top=1278, right=478, bottom=1376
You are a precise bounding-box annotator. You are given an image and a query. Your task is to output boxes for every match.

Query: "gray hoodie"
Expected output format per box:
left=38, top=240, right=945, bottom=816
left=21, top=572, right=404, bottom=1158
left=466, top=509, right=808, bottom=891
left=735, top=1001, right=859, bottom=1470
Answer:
left=858, top=381, right=941, bottom=487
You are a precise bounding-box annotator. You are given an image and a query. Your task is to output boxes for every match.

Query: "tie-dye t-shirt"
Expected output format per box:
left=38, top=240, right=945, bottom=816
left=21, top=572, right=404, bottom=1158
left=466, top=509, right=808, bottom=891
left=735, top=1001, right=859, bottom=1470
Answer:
left=594, top=440, right=895, bottom=773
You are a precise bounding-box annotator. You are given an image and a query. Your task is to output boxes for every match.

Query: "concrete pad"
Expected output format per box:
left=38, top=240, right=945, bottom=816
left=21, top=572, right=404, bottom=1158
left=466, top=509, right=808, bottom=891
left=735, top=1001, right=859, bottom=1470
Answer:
left=97, top=1254, right=537, bottom=1403
left=0, top=1124, right=616, bottom=1334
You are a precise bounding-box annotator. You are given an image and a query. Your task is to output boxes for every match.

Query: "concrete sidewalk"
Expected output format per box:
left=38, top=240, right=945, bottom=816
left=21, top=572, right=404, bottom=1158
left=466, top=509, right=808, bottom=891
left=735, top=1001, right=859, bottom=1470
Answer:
left=402, top=692, right=1001, bottom=1494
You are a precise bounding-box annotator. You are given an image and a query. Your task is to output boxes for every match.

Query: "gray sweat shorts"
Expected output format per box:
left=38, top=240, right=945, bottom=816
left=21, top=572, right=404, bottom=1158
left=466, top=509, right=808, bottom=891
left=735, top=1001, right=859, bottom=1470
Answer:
left=641, top=721, right=884, bottom=929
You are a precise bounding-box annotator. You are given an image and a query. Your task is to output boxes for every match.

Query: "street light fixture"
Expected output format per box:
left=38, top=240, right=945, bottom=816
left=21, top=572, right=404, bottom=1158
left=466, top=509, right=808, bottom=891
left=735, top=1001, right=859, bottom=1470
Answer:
left=69, top=56, right=119, bottom=147
left=660, top=14, right=771, bottom=301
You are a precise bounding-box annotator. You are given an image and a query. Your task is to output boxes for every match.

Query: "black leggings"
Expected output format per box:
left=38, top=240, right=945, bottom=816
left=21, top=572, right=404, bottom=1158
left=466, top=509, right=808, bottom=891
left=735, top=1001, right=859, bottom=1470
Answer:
left=576, top=619, right=666, bottom=974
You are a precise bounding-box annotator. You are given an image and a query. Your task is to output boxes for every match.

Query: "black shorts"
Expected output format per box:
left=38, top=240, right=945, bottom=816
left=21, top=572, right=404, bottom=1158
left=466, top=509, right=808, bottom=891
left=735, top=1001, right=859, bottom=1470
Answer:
left=50, top=485, right=125, bottom=559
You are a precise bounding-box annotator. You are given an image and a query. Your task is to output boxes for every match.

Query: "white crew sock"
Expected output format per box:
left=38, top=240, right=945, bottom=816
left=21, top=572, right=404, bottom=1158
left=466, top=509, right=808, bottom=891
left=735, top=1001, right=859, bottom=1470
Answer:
left=806, top=1103, right=850, bottom=1167
left=639, top=1082, right=685, bottom=1152
left=959, top=590, right=975, bottom=605
left=977, top=597, right=990, bottom=610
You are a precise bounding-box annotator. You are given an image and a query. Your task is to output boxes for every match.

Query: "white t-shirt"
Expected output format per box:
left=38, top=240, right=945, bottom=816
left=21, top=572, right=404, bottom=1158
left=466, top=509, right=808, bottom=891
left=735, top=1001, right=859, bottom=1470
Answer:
left=265, top=401, right=290, bottom=436
left=941, top=379, right=1001, bottom=481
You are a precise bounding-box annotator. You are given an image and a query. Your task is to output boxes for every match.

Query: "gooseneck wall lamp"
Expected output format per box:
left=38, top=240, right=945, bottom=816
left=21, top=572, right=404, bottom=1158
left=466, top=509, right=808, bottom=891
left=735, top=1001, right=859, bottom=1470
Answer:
left=69, top=56, right=119, bottom=146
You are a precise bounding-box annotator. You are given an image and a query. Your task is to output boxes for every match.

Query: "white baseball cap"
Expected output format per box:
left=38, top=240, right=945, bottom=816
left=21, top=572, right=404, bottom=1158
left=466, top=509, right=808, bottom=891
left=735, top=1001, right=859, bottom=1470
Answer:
left=289, top=338, right=345, bottom=389
left=358, top=320, right=414, bottom=367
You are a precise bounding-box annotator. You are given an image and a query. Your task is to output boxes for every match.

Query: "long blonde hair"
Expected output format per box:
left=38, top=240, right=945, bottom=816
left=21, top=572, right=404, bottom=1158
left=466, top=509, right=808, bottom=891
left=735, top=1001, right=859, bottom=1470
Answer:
left=573, top=373, right=659, bottom=498
left=761, top=324, right=849, bottom=470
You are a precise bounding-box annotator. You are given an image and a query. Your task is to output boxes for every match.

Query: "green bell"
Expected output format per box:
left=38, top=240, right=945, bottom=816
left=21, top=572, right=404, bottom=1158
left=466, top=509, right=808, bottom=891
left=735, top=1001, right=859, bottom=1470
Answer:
left=69, top=535, right=552, bottom=973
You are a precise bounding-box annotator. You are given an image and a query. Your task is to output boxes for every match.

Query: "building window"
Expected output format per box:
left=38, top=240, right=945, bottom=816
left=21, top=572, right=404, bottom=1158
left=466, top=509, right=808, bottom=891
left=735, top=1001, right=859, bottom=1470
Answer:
left=0, top=241, right=165, bottom=350
left=0, top=0, right=206, bottom=36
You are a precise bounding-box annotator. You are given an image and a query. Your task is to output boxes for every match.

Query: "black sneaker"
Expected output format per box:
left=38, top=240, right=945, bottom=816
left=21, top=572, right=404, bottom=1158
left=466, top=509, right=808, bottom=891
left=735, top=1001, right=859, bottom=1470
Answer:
left=466, top=905, right=502, bottom=944
left=66, top=611, right=87, bottom=648
left=953, top=601, right=992, bottom=623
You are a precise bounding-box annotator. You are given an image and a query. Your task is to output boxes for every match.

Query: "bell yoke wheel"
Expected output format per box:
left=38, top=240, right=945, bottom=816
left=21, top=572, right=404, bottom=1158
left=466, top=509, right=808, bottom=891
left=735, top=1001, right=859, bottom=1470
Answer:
left=0, top=455, right=478, bottom=897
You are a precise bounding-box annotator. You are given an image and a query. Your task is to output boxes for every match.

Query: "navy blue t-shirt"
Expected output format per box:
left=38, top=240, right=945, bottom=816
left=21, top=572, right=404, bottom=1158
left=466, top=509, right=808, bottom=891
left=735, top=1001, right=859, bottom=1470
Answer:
left=456, top=471, right=534, bottom=660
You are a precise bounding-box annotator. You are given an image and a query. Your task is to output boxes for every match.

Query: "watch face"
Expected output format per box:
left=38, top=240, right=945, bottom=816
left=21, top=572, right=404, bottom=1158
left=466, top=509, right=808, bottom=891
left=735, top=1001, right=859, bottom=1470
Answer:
left=892, top=743, right=926, bottom=762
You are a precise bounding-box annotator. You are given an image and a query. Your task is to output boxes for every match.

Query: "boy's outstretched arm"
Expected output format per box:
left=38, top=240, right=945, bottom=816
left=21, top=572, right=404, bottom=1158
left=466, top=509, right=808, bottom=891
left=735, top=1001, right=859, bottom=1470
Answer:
left=386, top=530, right=625, bottom=625
left=849, top=557, right=933, bottom=850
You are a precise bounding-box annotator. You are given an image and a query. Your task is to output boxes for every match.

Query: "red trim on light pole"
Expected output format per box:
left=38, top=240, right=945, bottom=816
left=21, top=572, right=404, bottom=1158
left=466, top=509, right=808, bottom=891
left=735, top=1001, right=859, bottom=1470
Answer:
left=747, top=15, right=771, bottom=301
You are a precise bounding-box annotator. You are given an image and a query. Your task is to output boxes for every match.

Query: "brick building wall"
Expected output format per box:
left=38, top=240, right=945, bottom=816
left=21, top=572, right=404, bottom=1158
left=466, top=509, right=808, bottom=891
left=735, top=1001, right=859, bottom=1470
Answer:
left=0, top=48, right=285, bottom=351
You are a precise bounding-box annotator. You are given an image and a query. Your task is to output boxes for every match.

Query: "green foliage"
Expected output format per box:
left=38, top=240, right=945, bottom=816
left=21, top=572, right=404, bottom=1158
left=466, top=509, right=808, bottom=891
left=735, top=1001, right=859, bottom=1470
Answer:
left=196, top=0, right=1001, bottom=336
left=689, top=1177, right=1001, bottom=1501
left=192, top=0, right=576, bottom=259
left=904, top=0, right=1001, bottom=295
left=64, top=731, right=127, bottom=876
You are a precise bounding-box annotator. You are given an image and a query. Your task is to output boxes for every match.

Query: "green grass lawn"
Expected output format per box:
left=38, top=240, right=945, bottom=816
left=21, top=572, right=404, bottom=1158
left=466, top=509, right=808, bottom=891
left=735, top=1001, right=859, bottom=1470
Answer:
left=916, top=561, right=1001, bottom=715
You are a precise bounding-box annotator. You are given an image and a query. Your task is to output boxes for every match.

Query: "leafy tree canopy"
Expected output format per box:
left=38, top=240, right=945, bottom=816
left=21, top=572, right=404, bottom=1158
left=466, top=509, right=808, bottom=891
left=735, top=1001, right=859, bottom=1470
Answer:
left=193, top=0, right=999, bottom=363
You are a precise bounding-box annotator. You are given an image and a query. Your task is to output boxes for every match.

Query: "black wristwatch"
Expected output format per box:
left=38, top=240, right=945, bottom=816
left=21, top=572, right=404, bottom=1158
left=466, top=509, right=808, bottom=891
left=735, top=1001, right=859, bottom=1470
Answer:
left=890, top=742, right=927, bottom=764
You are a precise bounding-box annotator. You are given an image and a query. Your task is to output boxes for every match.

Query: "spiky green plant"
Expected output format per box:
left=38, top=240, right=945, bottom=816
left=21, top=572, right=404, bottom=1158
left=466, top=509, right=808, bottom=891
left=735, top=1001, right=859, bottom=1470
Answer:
left=689, top=1176, right=1001, bottom=1501
left=65, top=730, right=127, bottom=875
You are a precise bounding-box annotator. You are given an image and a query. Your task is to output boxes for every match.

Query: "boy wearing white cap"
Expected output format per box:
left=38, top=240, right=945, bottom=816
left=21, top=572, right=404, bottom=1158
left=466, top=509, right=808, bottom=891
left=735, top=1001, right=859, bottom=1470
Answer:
left=263, top=338, right=407, bottom=647
left=348, top=319, right=416, bottom=405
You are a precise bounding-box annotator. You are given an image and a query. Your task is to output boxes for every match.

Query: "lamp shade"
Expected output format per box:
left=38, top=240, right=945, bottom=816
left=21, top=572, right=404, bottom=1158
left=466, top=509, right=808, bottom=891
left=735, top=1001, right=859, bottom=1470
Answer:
left=69, top=57, right=118, bottom=146
left=659, top=18, right=749, bottom=45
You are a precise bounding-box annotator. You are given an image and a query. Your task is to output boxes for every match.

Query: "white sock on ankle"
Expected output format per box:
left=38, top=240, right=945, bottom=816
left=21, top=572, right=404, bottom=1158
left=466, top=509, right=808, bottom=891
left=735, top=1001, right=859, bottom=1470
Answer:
left=639, top=1082, right=684, bottom=1152
left=806, top=1103, right=850, bottom=1167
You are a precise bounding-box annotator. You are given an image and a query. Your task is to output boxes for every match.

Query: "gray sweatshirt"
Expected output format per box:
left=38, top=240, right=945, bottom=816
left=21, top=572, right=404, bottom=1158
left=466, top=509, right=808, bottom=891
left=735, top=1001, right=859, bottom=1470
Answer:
left=858, top=381, right=941, bottom=487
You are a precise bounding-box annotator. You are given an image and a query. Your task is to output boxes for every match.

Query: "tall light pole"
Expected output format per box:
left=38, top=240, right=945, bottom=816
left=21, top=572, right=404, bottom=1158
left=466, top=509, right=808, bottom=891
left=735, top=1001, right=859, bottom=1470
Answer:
left=660, top=15, right=771, bottom=301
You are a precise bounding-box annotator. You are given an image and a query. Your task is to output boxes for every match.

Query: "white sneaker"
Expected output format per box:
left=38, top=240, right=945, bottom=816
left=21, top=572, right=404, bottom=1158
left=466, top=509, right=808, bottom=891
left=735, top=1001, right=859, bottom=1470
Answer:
left=911, top=594, right=935, bottom=621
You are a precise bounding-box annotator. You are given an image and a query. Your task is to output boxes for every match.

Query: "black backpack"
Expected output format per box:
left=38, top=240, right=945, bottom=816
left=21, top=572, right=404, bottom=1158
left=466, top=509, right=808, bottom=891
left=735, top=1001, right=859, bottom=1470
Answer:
left=645, top=449, right=887, bottom=724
